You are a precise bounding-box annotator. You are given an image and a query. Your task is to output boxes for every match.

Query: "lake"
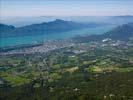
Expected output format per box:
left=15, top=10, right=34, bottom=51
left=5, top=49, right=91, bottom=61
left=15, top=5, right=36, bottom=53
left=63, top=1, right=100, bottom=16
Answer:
left=0, top=25, right=115, bottom=48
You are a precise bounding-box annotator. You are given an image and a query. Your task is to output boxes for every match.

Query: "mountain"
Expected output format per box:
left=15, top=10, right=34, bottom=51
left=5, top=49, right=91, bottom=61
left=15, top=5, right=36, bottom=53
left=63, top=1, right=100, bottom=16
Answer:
left=0, top=19, right=101, bottom=38
left=74, top=23, right=133, bottom=42
left=68, top=16, right=133, bottom=25
left=1, top=16, right=133, bottom=27
left=104, top=23, right=133, bottom=40
left=0, top=24, right=15, bottom=33
left=111, top=16, right=133, bottom=24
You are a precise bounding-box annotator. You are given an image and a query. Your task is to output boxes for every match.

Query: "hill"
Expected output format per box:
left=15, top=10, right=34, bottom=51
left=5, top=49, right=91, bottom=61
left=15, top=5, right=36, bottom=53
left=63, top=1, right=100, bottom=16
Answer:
left=104, top=23, right=133, bottom=40
left=0, top=24, right=15, bottom=33
left=74, top=23, right=133, bottom=42
left=1, top=16, right=133, bottom=27
left=0, top=19, right=100, bottom=38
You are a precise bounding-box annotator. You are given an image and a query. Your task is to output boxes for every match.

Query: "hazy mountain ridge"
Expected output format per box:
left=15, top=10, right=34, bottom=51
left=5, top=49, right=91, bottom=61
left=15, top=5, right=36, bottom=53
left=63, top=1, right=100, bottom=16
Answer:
left=74, top=23, right=133, bottom=42
left=1, top=16, right=133, bottom=27
left=105, top=23, right=133, bottom=40
left=0, top=19, right=102, bottom=38
left=1, top=19, right=133, bottom=43
left=0, top=24, right=15, bottom=33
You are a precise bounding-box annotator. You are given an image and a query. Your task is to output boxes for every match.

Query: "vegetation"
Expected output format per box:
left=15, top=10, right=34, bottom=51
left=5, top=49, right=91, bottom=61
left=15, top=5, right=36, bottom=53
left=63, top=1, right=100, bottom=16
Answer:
left=0, top=22, right=133, bottom=100
left=0, top=39, right=133, bottom=99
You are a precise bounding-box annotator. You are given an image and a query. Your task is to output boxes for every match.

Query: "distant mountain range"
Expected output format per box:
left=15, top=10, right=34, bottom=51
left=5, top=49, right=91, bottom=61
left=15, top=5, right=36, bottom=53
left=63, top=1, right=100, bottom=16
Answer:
left=104, top=23, right=133, bottom=40
left=0, top=19, right=105, bottom=38
left=1, top=16, right=133, bottom=27
left=1, top=19, right=133, bottom=42
left=0, top=24, right=15, bottom=33
left=74, top=23, right=133, bottom=42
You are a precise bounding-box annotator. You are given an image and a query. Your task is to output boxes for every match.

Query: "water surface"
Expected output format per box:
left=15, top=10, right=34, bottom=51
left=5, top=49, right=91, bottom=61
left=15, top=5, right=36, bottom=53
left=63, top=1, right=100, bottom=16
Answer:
left=0, top=25, right=115, bottom=48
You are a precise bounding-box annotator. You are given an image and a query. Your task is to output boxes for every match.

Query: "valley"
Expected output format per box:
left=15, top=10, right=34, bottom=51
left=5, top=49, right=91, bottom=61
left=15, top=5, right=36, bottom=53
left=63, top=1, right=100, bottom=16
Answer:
left=0, top=21, right=133, bottom=100
left=1, top=0, right=133, bottom=99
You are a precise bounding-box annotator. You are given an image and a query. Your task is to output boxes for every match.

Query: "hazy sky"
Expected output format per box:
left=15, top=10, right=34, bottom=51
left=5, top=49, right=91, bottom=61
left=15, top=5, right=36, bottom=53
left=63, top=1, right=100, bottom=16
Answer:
left=0, top=0, right=133, bottom=17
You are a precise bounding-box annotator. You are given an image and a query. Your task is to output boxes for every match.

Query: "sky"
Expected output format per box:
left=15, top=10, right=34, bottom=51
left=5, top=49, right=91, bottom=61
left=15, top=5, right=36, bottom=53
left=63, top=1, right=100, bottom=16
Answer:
left=0, top=0, right=133, bottom=17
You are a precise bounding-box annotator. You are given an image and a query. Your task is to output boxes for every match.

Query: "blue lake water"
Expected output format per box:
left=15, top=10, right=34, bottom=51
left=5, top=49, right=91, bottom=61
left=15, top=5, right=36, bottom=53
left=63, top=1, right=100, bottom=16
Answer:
left=0, top=25, right=115, bottom=48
